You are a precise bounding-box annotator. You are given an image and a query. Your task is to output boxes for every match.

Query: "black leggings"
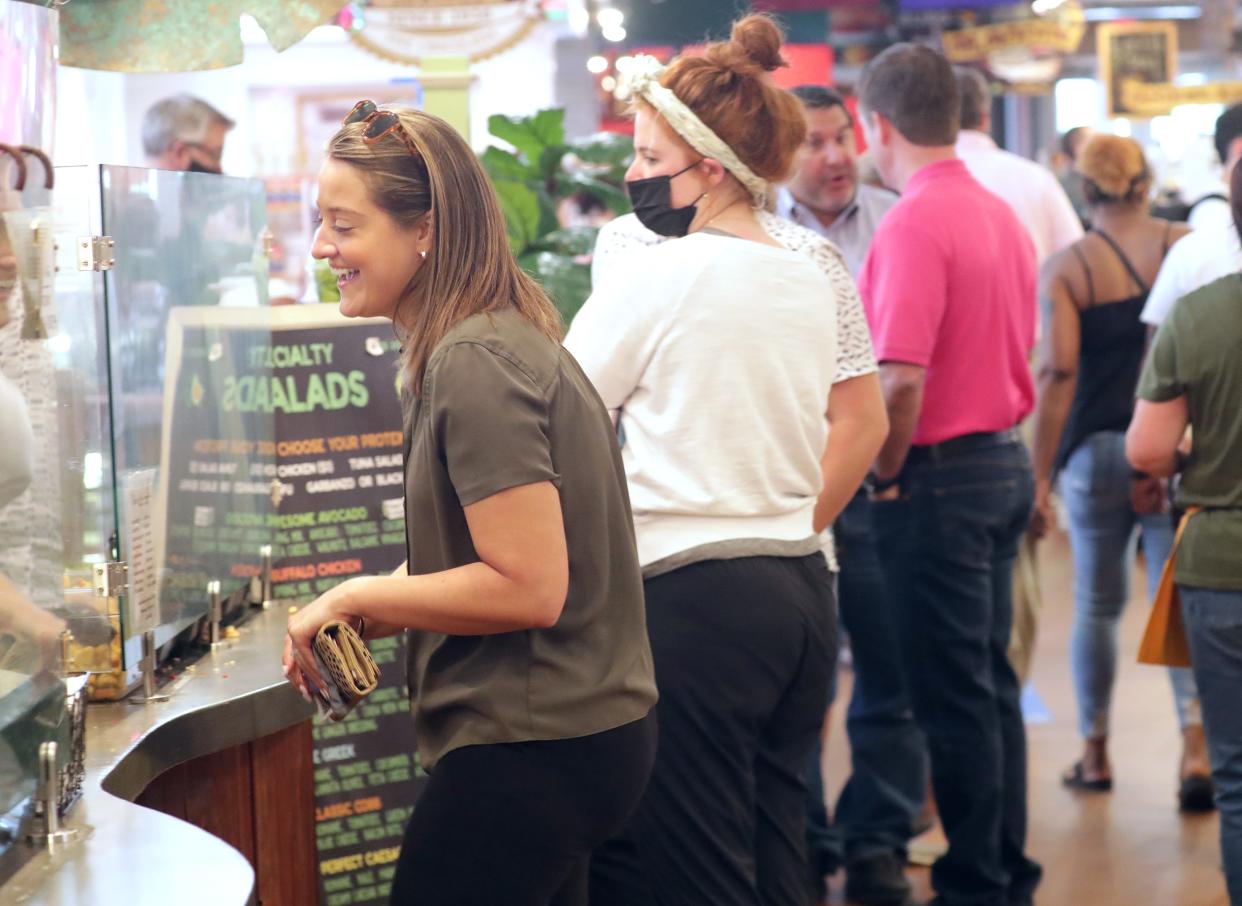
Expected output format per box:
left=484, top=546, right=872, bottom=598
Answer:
left=389, top=713, right=656, bottom=905
left=590, top=554, right=837, bottom=906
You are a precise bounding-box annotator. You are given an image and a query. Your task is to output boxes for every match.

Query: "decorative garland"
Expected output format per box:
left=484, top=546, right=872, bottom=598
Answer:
left=348, top=7, right=542, bottom=67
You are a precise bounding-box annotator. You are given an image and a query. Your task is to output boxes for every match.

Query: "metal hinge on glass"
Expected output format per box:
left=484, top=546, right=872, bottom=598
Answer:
left=93, top=561, right=129, bottom=598
left=76, top=235, right=115, bottom=271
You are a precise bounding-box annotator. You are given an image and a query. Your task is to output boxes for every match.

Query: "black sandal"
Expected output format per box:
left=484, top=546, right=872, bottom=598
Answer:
left=1179, top=773, right=1216, bottom=813
left=1062, top=760, right=1112, bottom=792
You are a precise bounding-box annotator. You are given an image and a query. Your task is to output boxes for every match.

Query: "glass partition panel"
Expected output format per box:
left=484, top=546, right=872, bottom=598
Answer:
left=97, top=167, right=274, bottom=654
left=49, top=164, right=122, bottom=678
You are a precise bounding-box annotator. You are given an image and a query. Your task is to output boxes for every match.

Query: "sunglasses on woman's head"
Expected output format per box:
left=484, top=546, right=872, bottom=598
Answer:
left=343, top=99, right=420, bottom=157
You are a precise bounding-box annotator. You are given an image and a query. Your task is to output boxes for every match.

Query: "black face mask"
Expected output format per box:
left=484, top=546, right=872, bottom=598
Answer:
left=187, top=159, right=222, bottom=175
left=625, top=160, right=704, bottom=237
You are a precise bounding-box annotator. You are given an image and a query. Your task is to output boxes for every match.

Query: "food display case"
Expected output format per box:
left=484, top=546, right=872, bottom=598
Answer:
left=0, top=0, right=74, bottom=858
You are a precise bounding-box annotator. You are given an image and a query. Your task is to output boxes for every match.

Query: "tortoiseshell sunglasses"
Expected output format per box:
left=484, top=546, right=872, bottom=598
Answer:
left=342, top=99, right=420, bottom=157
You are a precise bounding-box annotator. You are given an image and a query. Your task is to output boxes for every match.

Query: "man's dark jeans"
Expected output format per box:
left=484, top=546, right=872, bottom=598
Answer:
left=872, top=438, right=1042, bottom=906
left=1180, top=584, right=1242, bottom=906
left=806, top=491, right=927, bottom=874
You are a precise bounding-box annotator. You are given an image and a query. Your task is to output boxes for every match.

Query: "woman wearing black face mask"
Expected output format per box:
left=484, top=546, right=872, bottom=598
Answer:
left=565, top=14, right=888, bottom=906
left=625, top=158, right=704, bottom=236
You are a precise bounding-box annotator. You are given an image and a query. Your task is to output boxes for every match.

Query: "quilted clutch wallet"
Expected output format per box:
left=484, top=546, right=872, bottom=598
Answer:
left=310, top=619, right=380, bottom=722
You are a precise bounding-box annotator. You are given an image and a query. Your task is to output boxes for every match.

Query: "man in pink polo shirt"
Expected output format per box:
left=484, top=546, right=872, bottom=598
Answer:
left=856, top=44, right=1041, bottom=906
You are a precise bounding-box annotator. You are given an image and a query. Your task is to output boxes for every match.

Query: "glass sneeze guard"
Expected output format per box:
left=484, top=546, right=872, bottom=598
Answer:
left=96, top=166, right=275, bottom=673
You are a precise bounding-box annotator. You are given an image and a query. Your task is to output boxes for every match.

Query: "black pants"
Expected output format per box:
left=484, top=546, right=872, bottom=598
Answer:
left=874, top=440, right=1042, bottom=906
left=389, top=713, right=656, bottom=906
left=590, top=553, right=837, bottom=906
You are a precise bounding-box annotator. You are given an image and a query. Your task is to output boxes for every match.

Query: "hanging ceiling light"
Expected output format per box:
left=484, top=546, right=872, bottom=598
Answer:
left=597, top=7, right=625, bottom=30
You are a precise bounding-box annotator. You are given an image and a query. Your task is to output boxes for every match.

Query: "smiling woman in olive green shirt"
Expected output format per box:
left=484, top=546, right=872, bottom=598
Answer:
left=281, top=104, right=656, bottom=906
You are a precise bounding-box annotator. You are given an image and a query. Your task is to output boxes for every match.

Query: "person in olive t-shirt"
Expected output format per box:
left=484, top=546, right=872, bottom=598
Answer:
left=1128, top=163, right=1242, bottom=906
left=283, top=104, right=657, bottom=906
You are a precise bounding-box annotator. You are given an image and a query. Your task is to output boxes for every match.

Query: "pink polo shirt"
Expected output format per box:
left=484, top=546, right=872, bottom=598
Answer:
left=858, top=159, right=1036, bottom=446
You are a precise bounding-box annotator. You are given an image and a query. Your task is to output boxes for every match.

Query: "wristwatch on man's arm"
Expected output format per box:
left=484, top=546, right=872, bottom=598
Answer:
left=869, top=470, right=902, bottom=500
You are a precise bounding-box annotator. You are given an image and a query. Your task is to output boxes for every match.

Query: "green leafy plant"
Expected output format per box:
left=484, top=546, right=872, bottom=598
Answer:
left=481, top=108, right=633, bottom=324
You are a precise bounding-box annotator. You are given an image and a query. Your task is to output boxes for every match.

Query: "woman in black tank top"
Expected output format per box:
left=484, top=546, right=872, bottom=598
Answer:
left=1028, top=135, right=1211, bottom=810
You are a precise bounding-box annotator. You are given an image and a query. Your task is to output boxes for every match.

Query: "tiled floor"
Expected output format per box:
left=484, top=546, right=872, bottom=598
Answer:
left=820, top=529, right=1229, bottom=906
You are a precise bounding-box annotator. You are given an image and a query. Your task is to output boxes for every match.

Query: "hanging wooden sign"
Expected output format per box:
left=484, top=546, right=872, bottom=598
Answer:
left=1098, top=20, right=1178, bottom=119
left=350, top=0, right=544, bottom=66
left=941, top=2, right=1085, bottom=64
left=1119, top=80, right=1242, bottom=119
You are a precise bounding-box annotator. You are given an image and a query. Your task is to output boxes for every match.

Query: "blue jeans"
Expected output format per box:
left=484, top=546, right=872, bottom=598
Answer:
left=1180, top=585, right=1242, bottom=905
left=1060, top=431, right=1199, bottom=741
left=806, top=491, right=926, bottom=873
left=874, top=438, right=1041, bottom=906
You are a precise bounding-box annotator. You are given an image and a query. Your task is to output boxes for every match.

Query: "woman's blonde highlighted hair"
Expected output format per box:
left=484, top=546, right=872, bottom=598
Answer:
left=1076, top=133, right=1150, bottom=205
left=327, top=108, right=561, bottom=393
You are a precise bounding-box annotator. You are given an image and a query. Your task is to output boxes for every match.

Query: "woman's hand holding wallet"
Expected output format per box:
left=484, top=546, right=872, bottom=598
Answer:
left=283, top=582, right=380, bottom=721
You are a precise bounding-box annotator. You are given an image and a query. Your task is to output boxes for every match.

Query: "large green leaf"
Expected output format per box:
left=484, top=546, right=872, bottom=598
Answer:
left=538, top=144, right=570, bottom=185
left=480, top=146, right=534, bottom=184
left=482, top=109, right=628, bottom=324
left=555, top=172, right=632, bottom=215
left=313, top=260, right=340, bottom=302
left=493, top=180, right=541, bottom=256
left=534, top=187, right=562, bottom=242
left=530, top=226, right=599, bottom=257
left=519, top=251, right=593, bottom=325
left=488, top=108, right=566, bottom=165
left=571, top=132, right=635, bottom=168
left=569, top=133, right=635, bottom=187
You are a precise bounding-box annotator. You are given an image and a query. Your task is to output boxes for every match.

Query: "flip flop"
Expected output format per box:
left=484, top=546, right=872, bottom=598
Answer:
left=1062, top=760, right=1112, bottom=792
left=1178, top=773, right=1216, bottom=813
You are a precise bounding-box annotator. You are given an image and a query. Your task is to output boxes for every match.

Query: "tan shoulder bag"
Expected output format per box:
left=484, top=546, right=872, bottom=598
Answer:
left=1137, top=507, right=1201, bottom=668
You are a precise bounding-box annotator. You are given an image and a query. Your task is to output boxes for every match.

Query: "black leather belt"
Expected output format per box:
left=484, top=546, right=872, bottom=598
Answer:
left=906, top=427, right=1023, bottom=464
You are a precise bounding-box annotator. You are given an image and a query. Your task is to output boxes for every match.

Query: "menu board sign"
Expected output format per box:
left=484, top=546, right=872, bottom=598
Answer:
left=159, top=309, right=278, bottom=628
left=260, top=323, right=407, bottom=604
left=160, top=306, right=425, bottom=904
left=261, top=316, right=428, bottom=906
left=160, top=307, right=409, bottom=606
left=313, top=638, right=426, bottom=905
left=1098, top=21, right=1178, bottom=119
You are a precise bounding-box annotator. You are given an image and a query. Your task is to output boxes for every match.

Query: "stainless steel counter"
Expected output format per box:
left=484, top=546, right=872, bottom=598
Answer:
left=3, top=606, right=313, bottom=906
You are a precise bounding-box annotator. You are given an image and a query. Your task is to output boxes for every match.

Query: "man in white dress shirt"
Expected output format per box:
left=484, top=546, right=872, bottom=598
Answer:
left=1143, top=105, right=1242, bottom=327
left=1182, top=103, right=1242, bottom=232
left=954, top=68, right=1083, bottom=267
left=953, top=67, right=1086, bottom=686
